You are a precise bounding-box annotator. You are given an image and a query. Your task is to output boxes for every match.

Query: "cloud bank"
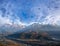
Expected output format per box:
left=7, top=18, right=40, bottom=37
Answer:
left=31, top=0, right=60, bottom=25
left=0, top=0, right=26, bottom=26
left=0, top=0, right=60, bottom=26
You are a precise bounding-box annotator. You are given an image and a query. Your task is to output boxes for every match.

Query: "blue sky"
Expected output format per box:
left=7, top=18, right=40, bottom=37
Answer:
left=0, top=0, right=60, bottom=25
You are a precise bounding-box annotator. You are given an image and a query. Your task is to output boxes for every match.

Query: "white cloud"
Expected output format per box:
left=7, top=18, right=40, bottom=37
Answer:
left=0, top=15, right=12, bottom=25
left=42, top=8, right=60, bottom=25
left=31, top=4, right=49, bottom=22
left=0, top=1, right=27, bottom=26
left=30, top=0, right=60, bottom=26
left=0, top=0, right=60, bottom=26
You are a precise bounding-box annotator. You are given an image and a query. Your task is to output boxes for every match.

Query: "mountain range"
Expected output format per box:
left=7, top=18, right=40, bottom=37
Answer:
left=0, top=23, right=60, bottom=35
